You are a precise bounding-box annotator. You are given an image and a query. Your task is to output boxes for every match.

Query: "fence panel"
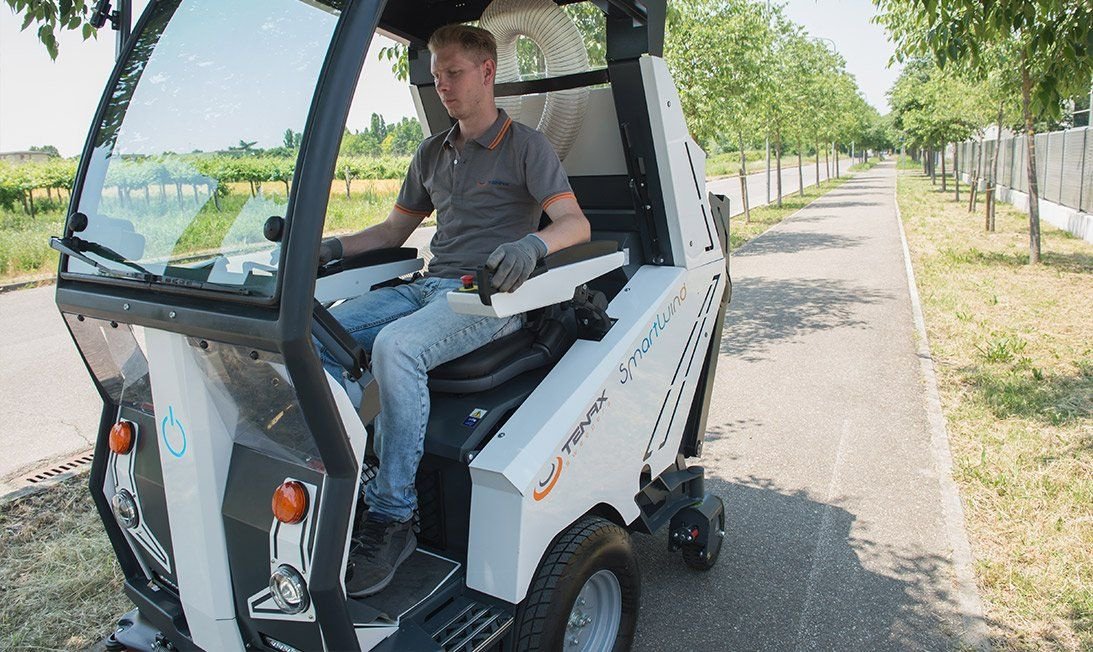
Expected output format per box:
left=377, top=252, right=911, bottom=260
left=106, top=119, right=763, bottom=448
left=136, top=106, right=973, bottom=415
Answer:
left=1060, top=128, right=1086, bottom=208
left=1084, top=129, right=1093, bottom=213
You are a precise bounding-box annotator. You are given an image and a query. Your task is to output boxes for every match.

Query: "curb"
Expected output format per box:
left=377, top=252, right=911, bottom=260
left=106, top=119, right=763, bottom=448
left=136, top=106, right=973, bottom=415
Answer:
left=0, top=274, right=55, bottom=293
left=893, top=171, right=991, bottom=650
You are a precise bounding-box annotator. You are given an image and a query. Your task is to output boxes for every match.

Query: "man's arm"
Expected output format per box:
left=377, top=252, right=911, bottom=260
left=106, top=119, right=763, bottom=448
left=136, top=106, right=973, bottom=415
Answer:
left=536, top=195, right=590, bottom=254
left=319, top=207, right=429, bottom=264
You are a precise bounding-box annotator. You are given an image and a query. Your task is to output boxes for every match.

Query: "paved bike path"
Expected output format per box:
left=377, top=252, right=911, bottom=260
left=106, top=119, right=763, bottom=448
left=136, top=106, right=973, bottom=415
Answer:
left=633, top=162, right=981, bottom=650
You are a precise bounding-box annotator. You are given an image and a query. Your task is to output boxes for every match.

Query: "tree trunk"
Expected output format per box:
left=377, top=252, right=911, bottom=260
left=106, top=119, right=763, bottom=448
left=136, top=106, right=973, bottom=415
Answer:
left=27, top=191, right=35, bottom=217
left=797, top=141, right=804, bottom=197
left=987, top=101, right=1005, bottom=232
left=283, top=180, right=291, bottom=196
left=954, top=146, right=960, bottom=202
left=941, top=145, right=948, bottom=191
left=1021, top=59, right=1041, bottom=264
left=815, top=143, right=821, bottom=187
left=144, top=186, right=151, bottom=206
left=211, top=184, right=221, bottom=212
left=344, top=172, right=352, bottom=198
left=825, top=145, right=830, bottom=180
left=193, top=184, right=200, bottom=206
left=930, top=148, right=937, bottom=184
left=835, top=144, right=840, bottom=178
left=775, top=132, right=783, bottom=208
left=738, top=133, right=751, bottom=223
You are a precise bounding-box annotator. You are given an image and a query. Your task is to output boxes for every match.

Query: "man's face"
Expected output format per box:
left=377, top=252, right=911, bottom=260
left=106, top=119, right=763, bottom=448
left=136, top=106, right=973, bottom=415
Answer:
left=430, top=45, right=495, bottom=121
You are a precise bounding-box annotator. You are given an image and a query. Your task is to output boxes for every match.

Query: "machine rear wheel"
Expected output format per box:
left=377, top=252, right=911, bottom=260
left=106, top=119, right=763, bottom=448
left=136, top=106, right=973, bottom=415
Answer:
left=513, top=516, right=639, bottom=651
left=681, top=508, right=725, bottom=571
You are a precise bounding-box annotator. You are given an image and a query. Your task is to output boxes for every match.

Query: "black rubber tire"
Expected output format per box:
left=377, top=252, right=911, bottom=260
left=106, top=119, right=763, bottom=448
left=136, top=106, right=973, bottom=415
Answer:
left=681, top=509, right=724, bottom=571
left=513, top=515, right=640, bottom=651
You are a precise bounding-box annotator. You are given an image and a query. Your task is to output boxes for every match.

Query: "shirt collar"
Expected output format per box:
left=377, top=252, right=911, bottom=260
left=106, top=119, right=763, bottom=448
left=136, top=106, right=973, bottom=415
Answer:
left=443, top=108, right=513, bottom=151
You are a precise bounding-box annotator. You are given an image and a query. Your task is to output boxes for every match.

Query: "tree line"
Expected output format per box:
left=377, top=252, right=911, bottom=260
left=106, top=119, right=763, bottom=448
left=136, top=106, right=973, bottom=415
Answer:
left=1, top=113, right=419, bottom=218
left=663, top=0, right=894, bottom=222
left=875, top=0, right=1092, bottom=264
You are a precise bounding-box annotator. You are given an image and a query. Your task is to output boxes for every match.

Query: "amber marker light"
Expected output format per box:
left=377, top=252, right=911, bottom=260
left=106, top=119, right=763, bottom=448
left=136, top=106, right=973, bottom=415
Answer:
left=109, top=421, right=135, bottom=454
left=272, top=481, right=309, bottom=524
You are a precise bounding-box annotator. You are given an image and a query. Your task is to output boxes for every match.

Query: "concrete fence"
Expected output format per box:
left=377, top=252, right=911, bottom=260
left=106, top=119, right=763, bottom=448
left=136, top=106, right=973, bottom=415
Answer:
left=955, top=127, right=1093, bottom=243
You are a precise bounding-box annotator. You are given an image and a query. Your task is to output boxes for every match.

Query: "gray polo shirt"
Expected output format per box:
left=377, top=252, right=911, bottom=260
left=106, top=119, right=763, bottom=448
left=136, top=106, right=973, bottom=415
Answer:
left=394, top=109, right=574, bottom=278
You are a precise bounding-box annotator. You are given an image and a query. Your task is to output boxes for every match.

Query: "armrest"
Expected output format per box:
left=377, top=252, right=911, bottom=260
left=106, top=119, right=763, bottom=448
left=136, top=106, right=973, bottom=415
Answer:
left=314, top=247, right=423, bottom=304
left=447, top=244, right=627, bottom=318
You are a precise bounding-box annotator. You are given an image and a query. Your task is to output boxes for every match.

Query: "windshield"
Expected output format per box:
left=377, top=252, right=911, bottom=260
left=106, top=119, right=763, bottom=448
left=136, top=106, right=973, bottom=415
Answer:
left=69, top=0, right=343, bottom=297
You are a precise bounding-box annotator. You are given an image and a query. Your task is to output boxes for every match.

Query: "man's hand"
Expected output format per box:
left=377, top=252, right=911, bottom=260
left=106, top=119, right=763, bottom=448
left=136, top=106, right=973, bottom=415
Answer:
left=485, top=233, right=548, bottom=292
left=318, top=237, right=343, bottom=267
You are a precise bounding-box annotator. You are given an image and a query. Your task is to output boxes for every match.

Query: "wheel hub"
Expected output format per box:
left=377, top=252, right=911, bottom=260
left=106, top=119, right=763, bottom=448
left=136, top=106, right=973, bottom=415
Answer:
left=564, top=570, right=622, bottom=650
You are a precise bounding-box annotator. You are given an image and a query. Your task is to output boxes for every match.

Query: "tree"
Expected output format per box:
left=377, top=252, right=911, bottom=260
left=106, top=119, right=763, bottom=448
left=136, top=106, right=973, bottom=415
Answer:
left=665, top=0, right=772, bottom=222
left=3, top=0, right=102, bottom=59
left=28, top=144, right=61, bottom=157
left=875, top=0, right=1093, bottom=263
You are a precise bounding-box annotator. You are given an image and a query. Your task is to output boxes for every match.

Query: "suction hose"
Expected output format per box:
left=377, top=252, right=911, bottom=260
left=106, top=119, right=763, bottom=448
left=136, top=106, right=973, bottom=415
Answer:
left=480, top=0, right=590, bottom=161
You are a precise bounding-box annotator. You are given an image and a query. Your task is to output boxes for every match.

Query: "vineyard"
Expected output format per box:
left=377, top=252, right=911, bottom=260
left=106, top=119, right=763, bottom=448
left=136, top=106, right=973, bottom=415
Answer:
left=0, top=154, right=409, bottom=280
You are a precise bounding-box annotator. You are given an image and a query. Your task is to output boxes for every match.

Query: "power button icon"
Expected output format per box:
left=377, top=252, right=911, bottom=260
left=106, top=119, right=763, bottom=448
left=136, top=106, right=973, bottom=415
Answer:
left=161, top=406, right=187, bottom=458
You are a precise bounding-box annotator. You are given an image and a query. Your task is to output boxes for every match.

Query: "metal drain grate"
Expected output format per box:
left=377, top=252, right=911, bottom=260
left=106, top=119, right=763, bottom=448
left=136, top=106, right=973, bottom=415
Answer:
left=25, top=453, right=95, bottom=484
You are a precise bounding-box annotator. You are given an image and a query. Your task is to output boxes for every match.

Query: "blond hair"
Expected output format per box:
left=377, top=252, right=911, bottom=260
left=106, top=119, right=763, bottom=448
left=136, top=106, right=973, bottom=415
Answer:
left=427, top=24, right=497, bottom=65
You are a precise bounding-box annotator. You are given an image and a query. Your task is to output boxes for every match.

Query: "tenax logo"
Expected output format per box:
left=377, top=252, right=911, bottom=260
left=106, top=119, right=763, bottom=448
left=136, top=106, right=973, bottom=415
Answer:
left=533, top=390, right=609, bottom=502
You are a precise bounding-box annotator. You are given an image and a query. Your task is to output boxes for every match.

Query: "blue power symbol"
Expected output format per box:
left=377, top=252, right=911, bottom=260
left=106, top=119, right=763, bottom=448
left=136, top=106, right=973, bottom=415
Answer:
left=161, top=406, right=187, bottom=458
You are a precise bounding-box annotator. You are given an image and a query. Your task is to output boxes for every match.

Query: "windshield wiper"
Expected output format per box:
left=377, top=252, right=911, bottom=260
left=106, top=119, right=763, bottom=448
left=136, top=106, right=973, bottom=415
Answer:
left=51, top=236, right=154, bottom=282
left=51, top=236, right=253, bottom=295
left=156, top=275, right=252, bottom=295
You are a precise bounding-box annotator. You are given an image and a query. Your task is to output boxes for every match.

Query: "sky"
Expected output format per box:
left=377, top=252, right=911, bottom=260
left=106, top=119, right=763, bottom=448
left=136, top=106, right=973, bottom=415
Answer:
left=0, top=0, right=900, bottom=157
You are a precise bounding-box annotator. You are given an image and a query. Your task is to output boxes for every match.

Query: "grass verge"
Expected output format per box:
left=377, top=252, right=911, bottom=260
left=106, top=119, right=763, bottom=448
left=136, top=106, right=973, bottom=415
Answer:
left=1, top=475, right=127, bottom=650
left=896, top=167, right=1092, bottom=650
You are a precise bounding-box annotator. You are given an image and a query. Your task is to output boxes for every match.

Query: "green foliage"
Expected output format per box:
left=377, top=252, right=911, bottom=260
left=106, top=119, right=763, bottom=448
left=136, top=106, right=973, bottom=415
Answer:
left=3, top=0, right=98, bottom=59
left=874, top=0, right=1093, bottom=120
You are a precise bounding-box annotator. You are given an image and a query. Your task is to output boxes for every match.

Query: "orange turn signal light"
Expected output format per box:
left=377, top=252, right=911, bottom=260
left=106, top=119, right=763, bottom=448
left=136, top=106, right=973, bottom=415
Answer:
left=109, top=421, right=135, bottom=455
left=272, top=481, right=309, bottom=525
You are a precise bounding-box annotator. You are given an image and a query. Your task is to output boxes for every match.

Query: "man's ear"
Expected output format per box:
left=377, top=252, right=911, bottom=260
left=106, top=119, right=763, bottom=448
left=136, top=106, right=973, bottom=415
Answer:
left=482, top=57, right=496, bottom=86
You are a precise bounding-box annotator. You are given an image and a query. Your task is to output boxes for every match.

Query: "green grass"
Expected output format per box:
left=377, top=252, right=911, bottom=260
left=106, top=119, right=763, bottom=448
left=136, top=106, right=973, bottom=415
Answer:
left=1, top=476, right=128, bottom=650
left=896, top=169, right=1092, bottom=650
left=897, top=155, right=924, bottom=170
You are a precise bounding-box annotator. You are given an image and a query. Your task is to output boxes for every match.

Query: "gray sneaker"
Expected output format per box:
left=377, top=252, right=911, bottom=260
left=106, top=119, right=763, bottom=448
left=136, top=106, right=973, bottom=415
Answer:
left=345, top=515, right=416, bottom=597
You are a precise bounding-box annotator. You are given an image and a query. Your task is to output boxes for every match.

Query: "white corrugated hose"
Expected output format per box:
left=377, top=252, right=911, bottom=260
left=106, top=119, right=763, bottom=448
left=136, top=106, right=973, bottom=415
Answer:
left=480, top=0, right=590, bottom=161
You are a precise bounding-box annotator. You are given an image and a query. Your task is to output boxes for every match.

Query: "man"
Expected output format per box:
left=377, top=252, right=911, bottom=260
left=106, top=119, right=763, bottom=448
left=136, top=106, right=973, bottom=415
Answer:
left=319, top=24, right=590, bottom=597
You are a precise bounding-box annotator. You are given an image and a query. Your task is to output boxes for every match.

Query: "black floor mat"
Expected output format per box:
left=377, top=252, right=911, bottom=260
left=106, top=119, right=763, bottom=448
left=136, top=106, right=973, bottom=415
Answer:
left=351, top=550, right=459, bottom=625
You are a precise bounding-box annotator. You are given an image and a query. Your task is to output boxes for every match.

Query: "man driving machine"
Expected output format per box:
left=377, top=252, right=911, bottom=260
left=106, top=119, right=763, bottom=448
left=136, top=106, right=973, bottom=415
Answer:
left=318, top=24, right=591, bottom=598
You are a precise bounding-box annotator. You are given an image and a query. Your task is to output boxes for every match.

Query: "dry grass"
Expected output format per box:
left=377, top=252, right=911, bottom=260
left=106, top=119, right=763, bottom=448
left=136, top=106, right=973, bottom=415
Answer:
left=896, top=168, right=1093, bottom=650
left=0, top=475, right=127, bottom=650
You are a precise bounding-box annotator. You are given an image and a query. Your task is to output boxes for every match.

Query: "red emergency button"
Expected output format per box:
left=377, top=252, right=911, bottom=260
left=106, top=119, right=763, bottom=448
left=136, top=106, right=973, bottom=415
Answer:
left=460, top=274, right=476, bottom=290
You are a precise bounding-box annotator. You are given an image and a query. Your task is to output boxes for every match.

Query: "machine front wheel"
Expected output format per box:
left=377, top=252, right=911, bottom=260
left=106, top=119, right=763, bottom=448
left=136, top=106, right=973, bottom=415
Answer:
left=513, top=516, right=640, bottom=651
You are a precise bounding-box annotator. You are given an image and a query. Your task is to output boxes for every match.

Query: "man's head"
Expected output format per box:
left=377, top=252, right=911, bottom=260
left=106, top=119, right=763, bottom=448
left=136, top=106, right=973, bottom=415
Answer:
left=428, top=24, right=498, bottom=121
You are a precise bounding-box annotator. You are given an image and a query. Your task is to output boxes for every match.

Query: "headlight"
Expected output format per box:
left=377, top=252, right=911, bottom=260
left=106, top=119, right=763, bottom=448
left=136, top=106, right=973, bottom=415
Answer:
left=111, top=489, right=139, bottom=529
left=270, top=565, right=309, bottom=614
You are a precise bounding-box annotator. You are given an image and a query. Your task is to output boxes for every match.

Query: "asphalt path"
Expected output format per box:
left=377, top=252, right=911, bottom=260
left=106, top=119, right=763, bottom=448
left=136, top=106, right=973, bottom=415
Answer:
left=709, top=157, right=835, bottom=217
left=631, top=162, right=976, bottom=650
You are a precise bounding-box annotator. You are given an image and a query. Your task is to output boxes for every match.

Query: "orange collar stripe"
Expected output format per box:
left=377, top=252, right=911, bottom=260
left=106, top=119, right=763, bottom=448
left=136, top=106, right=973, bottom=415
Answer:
left=487, top=117, right=513, bottom=150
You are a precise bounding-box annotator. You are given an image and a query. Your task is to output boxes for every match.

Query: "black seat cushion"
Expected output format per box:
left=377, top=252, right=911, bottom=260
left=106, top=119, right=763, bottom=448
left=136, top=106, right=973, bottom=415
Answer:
left=428, top=320, right=573, bottom=394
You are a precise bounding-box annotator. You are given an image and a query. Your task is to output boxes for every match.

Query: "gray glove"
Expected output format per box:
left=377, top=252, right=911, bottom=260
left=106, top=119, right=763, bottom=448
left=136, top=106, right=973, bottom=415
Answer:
left=485, top=233, right=548, bottom=292
left=318, top=237, right=343, bottom=266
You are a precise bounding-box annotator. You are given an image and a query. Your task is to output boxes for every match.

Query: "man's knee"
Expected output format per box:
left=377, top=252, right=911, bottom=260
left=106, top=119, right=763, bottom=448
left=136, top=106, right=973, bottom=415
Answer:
left=371, top=326, right=422, bottom=378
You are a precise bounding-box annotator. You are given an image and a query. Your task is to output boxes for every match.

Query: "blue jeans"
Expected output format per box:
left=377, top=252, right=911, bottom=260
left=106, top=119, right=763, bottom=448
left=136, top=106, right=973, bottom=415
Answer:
left=321, top=277, right=523, bottom=521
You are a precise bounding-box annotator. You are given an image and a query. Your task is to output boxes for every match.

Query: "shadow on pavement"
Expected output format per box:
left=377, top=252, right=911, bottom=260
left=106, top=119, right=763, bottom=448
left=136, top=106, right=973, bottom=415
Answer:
left=732, top=232, right=867, bottom=258
left=720, top=277, right=890, bottom=364
left=632, top=474, right=963, bottom=651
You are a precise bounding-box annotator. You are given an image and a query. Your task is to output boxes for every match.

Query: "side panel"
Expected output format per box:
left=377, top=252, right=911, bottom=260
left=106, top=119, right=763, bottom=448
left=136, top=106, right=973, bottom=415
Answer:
left=640, top=56, right=723, bottom=271
left=466, top=260, right=725, bottom=603
left=145, top=329, right=247, bottom=650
